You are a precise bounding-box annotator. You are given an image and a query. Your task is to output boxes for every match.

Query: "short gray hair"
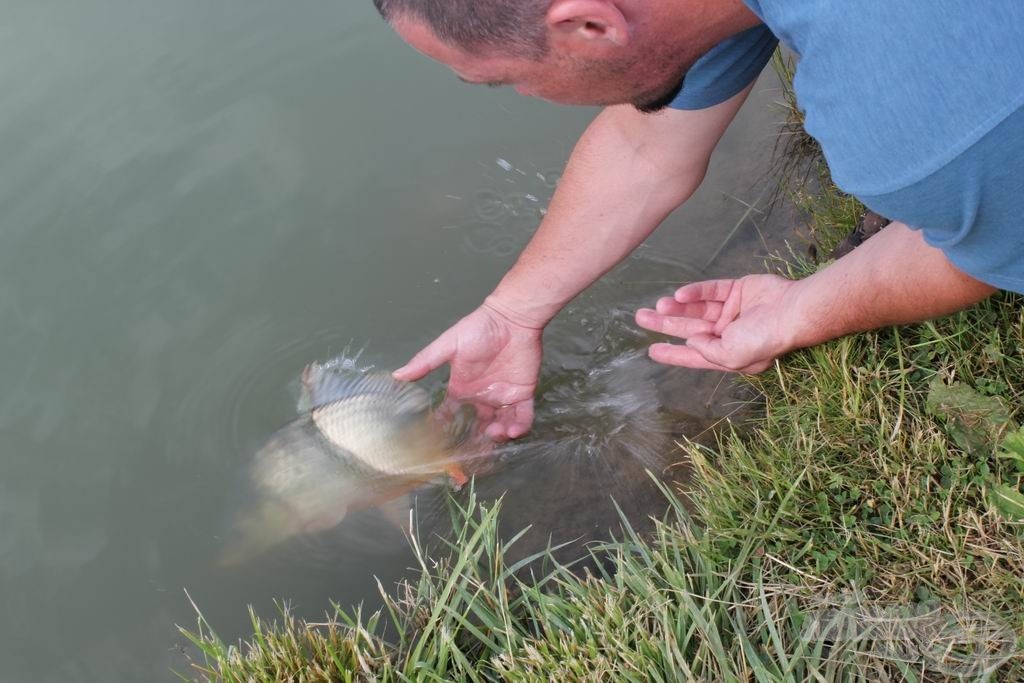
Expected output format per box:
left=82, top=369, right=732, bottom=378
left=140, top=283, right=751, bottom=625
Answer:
left=372, top=0, right=550, bottom=57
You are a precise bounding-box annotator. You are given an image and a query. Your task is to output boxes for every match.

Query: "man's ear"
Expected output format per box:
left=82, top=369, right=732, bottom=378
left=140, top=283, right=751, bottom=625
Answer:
left=546, top=0, right=630, bottom=48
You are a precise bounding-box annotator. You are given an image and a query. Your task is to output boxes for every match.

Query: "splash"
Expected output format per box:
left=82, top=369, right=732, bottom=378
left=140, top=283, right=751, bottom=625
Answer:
left=497, top=351, right=672, bottom=476
left=293, top=343, right=375, bottom=413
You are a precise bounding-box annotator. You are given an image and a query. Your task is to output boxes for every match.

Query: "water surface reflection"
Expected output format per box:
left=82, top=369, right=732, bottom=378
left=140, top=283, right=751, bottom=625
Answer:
left=0, top=1, right=791, bottom=679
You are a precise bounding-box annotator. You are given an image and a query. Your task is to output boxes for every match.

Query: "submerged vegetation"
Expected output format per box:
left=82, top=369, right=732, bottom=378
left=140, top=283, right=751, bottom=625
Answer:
left=179, top=58, right=1024, bottom=680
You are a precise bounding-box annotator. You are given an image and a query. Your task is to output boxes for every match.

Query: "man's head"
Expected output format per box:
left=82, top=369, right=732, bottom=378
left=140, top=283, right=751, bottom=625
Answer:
left=373, top=0, right=550, bottom=59
left=375, top=0, right=749, bottom=112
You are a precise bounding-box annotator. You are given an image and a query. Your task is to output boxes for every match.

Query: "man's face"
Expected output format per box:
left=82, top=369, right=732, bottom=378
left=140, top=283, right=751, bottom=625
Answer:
left=393, top=15, right=692, bottom=112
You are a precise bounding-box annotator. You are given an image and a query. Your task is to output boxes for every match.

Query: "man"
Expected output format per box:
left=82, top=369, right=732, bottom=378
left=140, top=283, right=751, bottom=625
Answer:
left=373, top=0, right=1024, bottom=441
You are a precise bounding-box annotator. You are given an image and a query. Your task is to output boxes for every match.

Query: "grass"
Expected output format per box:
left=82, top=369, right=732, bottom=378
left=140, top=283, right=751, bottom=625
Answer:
left=178, top=55, right=1024, bottom=681
left=187, top=485, right=1011, bottom=681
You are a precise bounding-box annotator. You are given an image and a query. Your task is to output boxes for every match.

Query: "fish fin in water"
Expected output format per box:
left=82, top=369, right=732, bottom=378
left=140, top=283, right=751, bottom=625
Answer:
left=303, top=364, right=430, bottom=416
left=375, top=494, right=413, bottom=533
left=302, top=503, right=351, bottom=534
left=374, top=489, right=449, bottom=536
left=217, top=497, right=302, bottom=569
left=445, top=463, right=469, bottom=490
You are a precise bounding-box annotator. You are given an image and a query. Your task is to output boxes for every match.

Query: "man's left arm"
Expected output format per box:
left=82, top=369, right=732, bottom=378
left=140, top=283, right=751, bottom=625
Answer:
left=635, top=221, right=996, bottom=373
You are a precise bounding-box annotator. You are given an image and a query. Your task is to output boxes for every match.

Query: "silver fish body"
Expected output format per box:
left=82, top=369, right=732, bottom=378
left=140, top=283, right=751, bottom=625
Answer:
left=219, top=366, right=455, bottom=566
left=304, top=368, right=449, bottom=477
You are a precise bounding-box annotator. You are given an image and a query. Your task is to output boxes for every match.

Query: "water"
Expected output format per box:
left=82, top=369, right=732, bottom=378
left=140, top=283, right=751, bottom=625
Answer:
left=0, top=2, right=795, bottom=680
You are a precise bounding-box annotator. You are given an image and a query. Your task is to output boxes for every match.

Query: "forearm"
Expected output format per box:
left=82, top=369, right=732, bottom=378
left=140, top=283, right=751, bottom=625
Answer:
left=487, top=87, right=753, bottom=328
left=786, top=222, right=996, bottom=349
left=487, top=110, right=702, bottom=326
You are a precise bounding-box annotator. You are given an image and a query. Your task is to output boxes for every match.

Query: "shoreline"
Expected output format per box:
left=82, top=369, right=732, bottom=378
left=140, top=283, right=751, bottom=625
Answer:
left=178, top=60, right=1024, bottom=681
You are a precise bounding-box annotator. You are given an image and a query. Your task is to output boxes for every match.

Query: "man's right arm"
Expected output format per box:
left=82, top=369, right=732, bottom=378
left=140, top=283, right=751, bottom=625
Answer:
left=486, top=84, right=756, bottom=327
left=395, top=84, right=755, bottom=440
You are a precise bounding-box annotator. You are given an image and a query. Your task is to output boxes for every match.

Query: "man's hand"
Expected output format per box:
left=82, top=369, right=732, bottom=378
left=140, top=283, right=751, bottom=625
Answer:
left=635, top=222, right=996, bottom=373
left=393, top=301, right=543, bottom=441
left=636, top=274, right=798, bottom=373
left=391, top=91, right=759, bottom=432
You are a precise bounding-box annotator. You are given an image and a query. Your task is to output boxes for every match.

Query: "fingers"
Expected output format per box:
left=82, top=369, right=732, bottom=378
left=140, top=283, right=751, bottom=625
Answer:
left=648, top=342, right=735, bottom=372
left=654, top=297, right=724, bottom=320
left=635, top=308, right=716, bottom=338
left=441, top=395, right=533, bottom=443
left=453, top=399, right=509, bottom=443
left=670, top=280, right=743, bottom=337
left=484, top=422, right=508, bottom=441
left=674, top=279, right=737, bottom=304
left=393, top=334, right=454, bottom=381
left=502, top=401, right=534, bottom=440
left=648, top=340, right=772, bottom=374
left=713, top=291, right=743, bottom=337
left=482, top=399, right=533, bottom=441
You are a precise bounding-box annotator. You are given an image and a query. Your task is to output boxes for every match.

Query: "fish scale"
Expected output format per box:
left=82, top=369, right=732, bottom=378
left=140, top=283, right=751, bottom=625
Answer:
left=218, top=364, right=460, bottom=565
left=312, top=392, right=442, bottom=475
left=248, top=417, right=372, bottom=500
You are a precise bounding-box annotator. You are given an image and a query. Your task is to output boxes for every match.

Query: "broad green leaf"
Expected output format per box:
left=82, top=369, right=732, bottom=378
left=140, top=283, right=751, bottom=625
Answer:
left=988, top=483, right=1024, bottom=521
left=996, top=426, right=1024, bottom=472
left=926, top=377, right=1018, bottom=455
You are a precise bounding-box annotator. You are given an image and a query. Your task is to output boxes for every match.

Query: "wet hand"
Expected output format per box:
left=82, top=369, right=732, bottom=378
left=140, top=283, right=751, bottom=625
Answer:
left=635, top=274, right=798, bottom=373
left=393, top=302, right=543, bottom=441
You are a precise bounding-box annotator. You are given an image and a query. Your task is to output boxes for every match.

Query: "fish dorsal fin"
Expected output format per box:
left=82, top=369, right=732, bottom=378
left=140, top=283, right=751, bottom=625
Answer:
left=302, top=364, right=430, bottom=416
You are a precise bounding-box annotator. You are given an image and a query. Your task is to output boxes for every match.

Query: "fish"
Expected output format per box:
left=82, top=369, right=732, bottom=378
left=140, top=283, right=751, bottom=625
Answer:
left=218, top=362, right=468, bottom=567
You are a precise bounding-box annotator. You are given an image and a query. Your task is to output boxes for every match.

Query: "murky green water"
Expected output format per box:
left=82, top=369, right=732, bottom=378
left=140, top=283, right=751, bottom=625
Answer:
left=0, top=2, right=792, bottom=680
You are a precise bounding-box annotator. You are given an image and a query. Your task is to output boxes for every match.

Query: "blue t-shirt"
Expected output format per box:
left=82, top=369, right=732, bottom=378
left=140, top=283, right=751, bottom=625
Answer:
left=671, top=2, right=1024, bottom=291
left=668, top=24, right=778, bottom=111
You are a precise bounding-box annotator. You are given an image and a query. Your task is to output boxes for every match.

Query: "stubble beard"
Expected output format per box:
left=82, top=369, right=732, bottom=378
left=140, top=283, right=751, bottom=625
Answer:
left=563, top=46, right=692, bottom=112
left=629, top=43, right=703, bottom=114
left=633, top=72, right=687, bottom=113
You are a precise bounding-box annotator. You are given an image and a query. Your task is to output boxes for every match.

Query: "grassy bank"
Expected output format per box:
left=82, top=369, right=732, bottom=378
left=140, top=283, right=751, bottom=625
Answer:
left=179, top=67, right=1024, bottom=681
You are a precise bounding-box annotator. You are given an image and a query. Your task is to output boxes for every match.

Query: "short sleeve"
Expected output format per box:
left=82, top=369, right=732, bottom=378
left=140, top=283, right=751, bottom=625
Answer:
left=669, top=25, right=779, bottom=111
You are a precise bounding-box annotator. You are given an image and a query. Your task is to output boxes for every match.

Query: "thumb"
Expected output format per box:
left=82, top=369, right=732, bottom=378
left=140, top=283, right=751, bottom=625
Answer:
left=683, top=333, right=723, bottom=365
left=393, top=334, right=454, bottom=381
